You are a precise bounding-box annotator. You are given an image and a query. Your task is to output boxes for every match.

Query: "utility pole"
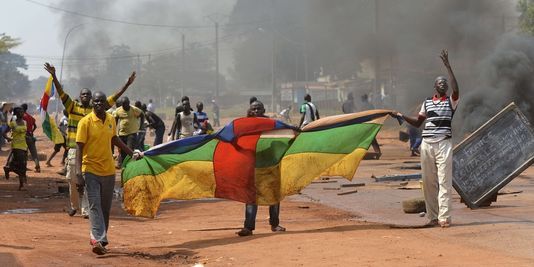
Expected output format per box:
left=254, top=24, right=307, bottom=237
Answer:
left=374, top=0, right=380, bottom=101
left=271, top=0, right=277, bottom=113
left=215, top=22, right=220, bottom=98
left=181, top=33, right=186, bottom=98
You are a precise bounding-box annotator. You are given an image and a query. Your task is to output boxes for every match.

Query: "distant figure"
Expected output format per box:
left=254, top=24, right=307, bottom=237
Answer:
left=299, top=94, right=320, bottom=128
left=407, top=124, right=422, bottom=156
left=360, top=94, right=374, bottom=111
left=134, top=101, right=147, bottom=151
left=142, top=104, right=166, bottom=146
left=45, top=109, right=69, bottom=167
left=236, top=100, right=286, bottom=237
left=21, top=103, right=40, bottom=173
left=147, top=99, right=155, bottom=113
left=358, top=94, right=382, bottom=158
left=2, top=106, right=28, bottom=190
left=169, top=96, right=192, bottom=140
left=113, top=97, right=144, bottom=165
left=211, top=99, right=220, bottom=127
left=396, top=49, right=459, bottom=228
left=194, top=101, right=211, bottom=135
left=170, top=100, right=198, bottom=140
left=342, top=92, right=355, bottom=114
left=0, top=102, right=8, bottom=151
left=279, top=105, right=292, bottom=123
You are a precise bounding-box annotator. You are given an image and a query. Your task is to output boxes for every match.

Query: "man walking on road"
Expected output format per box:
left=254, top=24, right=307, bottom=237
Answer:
left=396, top=49, right=459, bottom=228
left=21, top=103, right=40, bottom=173
left=44, top=63, right=135, bottom=217
left=76, top=91, right=141, bottom=255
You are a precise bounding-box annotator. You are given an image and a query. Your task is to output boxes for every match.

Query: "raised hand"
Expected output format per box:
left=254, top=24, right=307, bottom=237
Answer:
left=44, top=63, right=56, bottom=76
left=126, top=71, right=136, bottom=85
left=440, top=49, right=450, bottom=68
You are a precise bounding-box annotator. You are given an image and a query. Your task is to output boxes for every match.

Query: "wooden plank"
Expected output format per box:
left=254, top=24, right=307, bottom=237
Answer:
left=337, top=189, right=358, bottom=196
left=311, top=180, right=338, bottom=184
left=340, top=183, right=365, bottom=188
left=374, top=173, right=421, bottom=182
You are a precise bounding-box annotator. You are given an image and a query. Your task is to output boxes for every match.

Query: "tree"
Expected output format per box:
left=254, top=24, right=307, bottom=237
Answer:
left=0, top=33, right=20, bottom=53
left=0, top=34, right=30, bottom=99
left=518, top=0, right=534, bottom=35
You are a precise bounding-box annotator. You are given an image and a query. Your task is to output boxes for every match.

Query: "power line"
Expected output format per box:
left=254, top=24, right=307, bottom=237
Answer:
left=24, top=0, right=268, bottom=29
left=18, top=25, right=260, bottom=63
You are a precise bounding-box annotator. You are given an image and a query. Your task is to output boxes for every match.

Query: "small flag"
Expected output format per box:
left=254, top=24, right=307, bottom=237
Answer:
left=40, top=76, right=64, bottom=145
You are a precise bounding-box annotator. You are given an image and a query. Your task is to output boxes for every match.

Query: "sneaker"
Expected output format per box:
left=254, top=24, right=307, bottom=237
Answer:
left=3, top=166, right=9, bottom=180
left=92, top=241, right=107, bottom=255
left=236, top=228, right=253, bottom=236
left=424, top=219, right=439, bottom=228
left=67, top=209, right=77, bottom=217
left=45, top=162, right=53, bottom=167
left=35, top=166, right=41, bottom=173
left=439, top=220, right=451, bottom=228
left=271, top=225, right=286, bottom=232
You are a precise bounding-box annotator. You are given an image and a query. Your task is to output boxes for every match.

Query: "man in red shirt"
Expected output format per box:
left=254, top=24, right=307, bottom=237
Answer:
left=21, top=103, right=40, bottom=173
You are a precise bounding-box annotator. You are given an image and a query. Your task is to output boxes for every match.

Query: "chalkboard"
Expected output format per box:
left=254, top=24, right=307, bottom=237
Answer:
left=453, top=103, right=534, bottom=209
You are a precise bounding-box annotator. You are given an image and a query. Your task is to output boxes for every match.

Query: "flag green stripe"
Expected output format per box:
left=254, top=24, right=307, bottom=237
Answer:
left=286, top=123, right=381, bottom=155
left=122, top=139, right=218, bottom=183
left=42, top=113, right=53, bottom=140
left=255, top=137, right=293, bottom=168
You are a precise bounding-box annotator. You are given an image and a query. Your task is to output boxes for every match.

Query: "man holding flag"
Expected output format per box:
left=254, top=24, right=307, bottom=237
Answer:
left=44, top=63, right=136, bottom=217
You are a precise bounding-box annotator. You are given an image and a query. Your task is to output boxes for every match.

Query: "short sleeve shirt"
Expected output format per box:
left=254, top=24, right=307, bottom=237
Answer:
left=113, top=106, right=142, bottom=136
left=76, top=112, right=117, bottom=176
left=9, top=121, right=27, bottom=150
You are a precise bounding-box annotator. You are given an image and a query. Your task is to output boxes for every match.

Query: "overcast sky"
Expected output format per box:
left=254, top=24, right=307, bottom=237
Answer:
left=2, top=0, right=234, bottom=80
left=2, top=0, right=63, bottom=79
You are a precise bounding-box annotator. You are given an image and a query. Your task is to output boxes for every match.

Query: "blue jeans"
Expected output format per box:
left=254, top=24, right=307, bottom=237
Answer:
left=84, top=172, right=115, bottom=245
left=409, top=134, right=422, bottom=150
left=154, top=126, right=165, bottom=146
left=244, top=203, right=280, bottom=230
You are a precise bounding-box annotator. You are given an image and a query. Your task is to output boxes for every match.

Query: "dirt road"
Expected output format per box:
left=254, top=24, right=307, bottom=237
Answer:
left=0, top=124, right=533, bottom=266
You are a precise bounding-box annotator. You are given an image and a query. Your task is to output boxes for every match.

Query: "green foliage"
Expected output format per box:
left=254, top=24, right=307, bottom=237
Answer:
left=0, top=34, right=30, bottom=99
left=518, top=0, right=534, bottom=35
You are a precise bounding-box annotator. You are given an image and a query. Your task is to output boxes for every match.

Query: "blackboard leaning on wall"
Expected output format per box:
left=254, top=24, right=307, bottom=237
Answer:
left=453, top=103, right=534, bottom=209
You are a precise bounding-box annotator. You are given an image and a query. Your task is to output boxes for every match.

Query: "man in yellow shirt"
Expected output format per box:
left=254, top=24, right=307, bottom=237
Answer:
left=76, top=91, right=141, bottom=255
left=112, top=97, right=143, bottom=166
left=44, top=63, right=135, bottom=217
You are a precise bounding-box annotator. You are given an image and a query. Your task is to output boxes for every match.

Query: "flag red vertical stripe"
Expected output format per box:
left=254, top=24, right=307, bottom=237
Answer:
left=213, top=118, right=276, bottom=204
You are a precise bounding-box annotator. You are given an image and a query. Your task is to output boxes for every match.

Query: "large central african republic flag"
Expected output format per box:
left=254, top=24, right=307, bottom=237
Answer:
left=122, top=110, right=392, bottom=217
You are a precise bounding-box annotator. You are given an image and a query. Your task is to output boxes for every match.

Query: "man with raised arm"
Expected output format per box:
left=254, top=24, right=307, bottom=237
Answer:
left=395, top=50, right=459, bottom=228
left=44, top=63, right=136, bottom=217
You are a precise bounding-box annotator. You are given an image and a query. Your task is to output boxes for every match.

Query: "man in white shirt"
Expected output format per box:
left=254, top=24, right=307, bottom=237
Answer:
left=299, top=94, right=320, bottom=128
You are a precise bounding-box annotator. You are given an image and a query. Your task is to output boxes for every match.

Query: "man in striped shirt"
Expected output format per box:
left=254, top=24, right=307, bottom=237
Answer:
left=44, top=63, right=136, bottom=217
left=396, top=50, right=459, bottom=228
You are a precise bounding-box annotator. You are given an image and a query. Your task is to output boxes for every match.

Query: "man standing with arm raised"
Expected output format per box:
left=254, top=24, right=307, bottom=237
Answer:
left=44, top=63, right=136, bottom=217
left=395, top=50, right=459, bottom=228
